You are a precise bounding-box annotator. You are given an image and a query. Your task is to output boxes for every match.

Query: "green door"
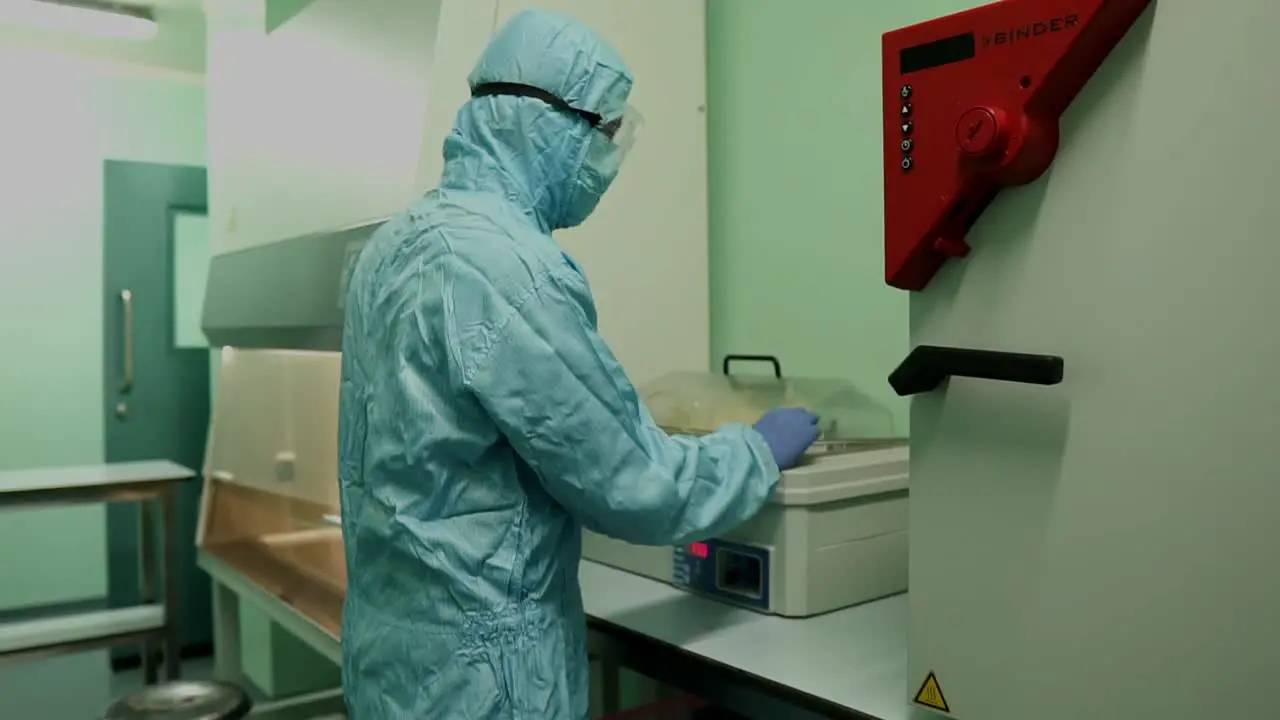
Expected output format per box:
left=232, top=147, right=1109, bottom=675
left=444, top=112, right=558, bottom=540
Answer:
left=102, top=160, right=212, bottom=665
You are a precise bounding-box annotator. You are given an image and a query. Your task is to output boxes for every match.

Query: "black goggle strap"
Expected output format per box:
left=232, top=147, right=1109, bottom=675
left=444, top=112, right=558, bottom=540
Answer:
left=471, top=82, right=619, bottom=138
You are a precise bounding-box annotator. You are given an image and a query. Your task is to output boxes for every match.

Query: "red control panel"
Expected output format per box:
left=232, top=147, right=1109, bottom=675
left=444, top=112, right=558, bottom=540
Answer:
left=882, top=0, right=1152, bottom=291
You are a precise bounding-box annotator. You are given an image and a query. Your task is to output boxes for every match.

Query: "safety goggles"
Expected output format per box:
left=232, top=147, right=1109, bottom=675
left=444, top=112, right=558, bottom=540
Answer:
left=471, top=82, right=644, bottom=154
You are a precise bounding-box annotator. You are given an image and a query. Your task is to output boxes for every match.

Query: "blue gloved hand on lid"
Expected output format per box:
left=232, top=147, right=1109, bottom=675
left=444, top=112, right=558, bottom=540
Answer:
left=752, top=407, right=821, bottom=470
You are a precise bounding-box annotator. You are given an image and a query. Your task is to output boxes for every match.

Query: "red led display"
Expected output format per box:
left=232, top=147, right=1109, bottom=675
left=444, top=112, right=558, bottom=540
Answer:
left=689, top=542, right=709, bottom=559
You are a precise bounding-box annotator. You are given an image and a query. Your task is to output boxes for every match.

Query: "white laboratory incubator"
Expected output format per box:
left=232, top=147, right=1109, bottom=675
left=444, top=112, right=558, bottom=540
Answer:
left=881, top=0, right=1280, bottom=718
left=582, top=356, right=909, bottom=618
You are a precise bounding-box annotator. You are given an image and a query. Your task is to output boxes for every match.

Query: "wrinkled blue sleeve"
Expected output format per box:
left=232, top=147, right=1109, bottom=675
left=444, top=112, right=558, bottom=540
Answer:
left=460, top=274, right=781, bottom=547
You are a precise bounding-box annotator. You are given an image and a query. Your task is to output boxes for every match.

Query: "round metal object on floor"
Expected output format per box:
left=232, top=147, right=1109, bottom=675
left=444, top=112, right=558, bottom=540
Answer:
left=103, top=681, right=252, bottom=720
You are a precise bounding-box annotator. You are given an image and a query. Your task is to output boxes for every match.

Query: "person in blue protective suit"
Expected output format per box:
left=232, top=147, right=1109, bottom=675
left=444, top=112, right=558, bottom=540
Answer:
left=336, top=9, right=820, bottom=719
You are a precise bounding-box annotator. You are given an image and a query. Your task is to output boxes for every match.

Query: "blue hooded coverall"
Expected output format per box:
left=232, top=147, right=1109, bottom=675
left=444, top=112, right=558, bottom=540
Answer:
left=337, top=9, right=781, bottom=718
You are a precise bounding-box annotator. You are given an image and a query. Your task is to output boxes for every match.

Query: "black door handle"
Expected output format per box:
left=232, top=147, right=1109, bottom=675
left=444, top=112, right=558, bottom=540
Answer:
left=889, top=345, right=1064, bottom=396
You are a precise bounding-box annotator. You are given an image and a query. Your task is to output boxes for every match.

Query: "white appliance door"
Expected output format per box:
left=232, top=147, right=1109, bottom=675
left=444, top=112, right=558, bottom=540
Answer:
left=907, top=3, right=1280, bottom=720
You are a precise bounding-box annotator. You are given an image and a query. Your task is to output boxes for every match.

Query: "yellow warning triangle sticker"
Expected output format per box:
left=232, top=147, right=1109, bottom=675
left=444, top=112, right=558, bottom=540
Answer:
left=914, top=671, right=951, bottom=713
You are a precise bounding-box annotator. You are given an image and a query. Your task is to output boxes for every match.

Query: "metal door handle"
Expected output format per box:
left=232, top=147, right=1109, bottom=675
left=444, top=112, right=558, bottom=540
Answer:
left=120, top=289, right=134, bottom=393
left=889, top=345, right=1064, bottom=396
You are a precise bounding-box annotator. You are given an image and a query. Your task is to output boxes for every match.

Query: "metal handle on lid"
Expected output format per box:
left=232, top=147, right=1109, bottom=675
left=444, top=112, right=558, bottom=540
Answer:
left=722, top=354, right=782, bottom=378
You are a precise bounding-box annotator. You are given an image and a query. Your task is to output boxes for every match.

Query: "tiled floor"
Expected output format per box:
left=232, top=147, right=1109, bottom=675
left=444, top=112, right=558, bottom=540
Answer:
left=0, top=651, right=712, bottom=719
left=0, top=652, right=215, bottom=719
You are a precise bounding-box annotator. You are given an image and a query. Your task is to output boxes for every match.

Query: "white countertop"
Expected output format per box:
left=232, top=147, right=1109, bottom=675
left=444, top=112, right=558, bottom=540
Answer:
left=202, top=549, right=910, bottom=719
left=579, top=561, right=910, bottom=720
left=0, top=460, right=195, bottom=496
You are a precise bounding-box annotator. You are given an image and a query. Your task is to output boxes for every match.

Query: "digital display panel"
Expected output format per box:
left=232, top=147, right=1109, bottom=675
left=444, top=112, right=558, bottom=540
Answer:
left=900, top=32, right=976, bottom=74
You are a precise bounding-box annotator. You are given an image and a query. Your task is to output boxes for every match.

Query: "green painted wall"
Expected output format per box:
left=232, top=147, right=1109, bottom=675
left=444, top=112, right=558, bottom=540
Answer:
left=242, top=617, right=342, bottom=697
left=0, top=47, right=206, bottom=611
left=706, top=0, right=979, bottom=434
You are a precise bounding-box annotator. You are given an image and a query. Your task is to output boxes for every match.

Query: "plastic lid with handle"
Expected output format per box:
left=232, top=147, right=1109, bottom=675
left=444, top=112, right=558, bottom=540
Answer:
left=640, top=355, right=902, bottom=455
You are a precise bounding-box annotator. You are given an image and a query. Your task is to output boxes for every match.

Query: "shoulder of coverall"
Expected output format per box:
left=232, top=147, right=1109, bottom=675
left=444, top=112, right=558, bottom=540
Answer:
left=426, top=228, right=597, bottom=386
left=468, top=8, right=634, bottom=118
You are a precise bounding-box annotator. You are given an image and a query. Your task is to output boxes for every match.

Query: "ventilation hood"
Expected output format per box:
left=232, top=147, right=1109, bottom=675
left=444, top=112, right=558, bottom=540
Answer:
left=200, top=218, right=383, bottom=351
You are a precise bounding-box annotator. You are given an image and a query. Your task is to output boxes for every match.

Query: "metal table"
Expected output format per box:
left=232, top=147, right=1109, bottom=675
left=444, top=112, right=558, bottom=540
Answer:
left=202, top=553, right=909, bottom=720
left=0, top=460, right=193, bottom=684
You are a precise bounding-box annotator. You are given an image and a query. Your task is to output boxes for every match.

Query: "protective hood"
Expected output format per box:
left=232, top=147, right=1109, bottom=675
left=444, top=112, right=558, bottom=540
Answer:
left=439, top=9, right=634, bottom=232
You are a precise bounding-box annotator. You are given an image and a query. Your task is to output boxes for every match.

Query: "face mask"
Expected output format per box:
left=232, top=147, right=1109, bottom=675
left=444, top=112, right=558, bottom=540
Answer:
left=561, top=130, right=627, bottom=229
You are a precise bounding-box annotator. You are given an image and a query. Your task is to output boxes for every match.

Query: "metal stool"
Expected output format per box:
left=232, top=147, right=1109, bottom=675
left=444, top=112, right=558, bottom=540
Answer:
left=103, top=681, right=252, bottom=720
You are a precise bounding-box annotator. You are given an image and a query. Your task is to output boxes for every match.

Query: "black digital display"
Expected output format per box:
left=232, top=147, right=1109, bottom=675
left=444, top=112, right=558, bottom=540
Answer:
left=900, top=32, right=976, bottom=75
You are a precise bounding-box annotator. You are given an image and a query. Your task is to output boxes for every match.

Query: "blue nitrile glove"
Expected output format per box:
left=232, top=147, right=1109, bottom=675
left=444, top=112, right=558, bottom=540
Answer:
left=752, top=407, right=821, bottom=470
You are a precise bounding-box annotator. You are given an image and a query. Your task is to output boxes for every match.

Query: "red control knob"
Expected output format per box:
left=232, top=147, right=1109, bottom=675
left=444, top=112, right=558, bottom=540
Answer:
left=955, top=107, right=1002, bottom=157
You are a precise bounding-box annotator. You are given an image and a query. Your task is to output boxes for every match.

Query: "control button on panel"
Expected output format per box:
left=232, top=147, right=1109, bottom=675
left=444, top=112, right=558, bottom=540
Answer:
left=901, top=156, right=914, bottom=171
left=900, top=84, right=912, bottom=100
left=900, top=103, right=913, bottom=117
left=901, top=139, right=914, bottom=152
